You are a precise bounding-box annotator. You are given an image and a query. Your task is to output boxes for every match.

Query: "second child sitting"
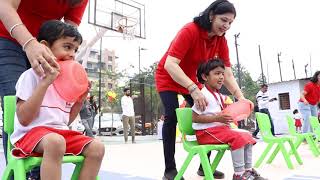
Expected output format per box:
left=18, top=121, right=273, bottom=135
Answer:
left=192, top=59, right=266, bottom=180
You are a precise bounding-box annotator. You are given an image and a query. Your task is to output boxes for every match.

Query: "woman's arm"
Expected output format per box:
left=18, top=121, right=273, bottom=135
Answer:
left=0, top=0, right=58, bottom=77
left=300, top=90, right=309, bottom=104
left=223, top=67, right=244, bottom=100
left=164, top=55, right=207, bottom=111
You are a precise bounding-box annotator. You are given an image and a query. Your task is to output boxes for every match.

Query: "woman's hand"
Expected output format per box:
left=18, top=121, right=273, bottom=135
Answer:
left=24, top=40, right=59, bottom=77
left=190, top=88, right=208, bottom=112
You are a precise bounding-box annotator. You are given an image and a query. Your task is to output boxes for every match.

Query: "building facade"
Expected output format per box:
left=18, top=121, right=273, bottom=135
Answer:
left=267, top=78, right=309, bottom=134
left=77, top=48, right=117, bottom=92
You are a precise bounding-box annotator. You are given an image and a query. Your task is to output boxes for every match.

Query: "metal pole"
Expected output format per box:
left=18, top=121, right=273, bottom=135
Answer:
left=305, top=64, right=309, bottom=78
left=150, top=85, right=153, bottom=135
left=277, top=52, right=283, bottom=82
left=309, top=54, right=312, bottom=76
left=138, top=46, right=141, bottom=77
left=98, top=38, right=102, bottom=135
left=292, top=59, right=296, bottom=79
left=234, top=33, right=241, bottom=89
left=258, top=45, right=265, bottom=84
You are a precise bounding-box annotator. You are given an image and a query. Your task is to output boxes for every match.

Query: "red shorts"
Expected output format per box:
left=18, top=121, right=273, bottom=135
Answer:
left=195, top=126, right=256, bottom=150
left=295, top=119, right=302, bottom=127
left=12, top=126, right=93, bottom=158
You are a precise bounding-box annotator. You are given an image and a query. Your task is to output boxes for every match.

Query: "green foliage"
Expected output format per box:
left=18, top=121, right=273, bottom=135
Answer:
left=231, top=64, right=260, bottom=103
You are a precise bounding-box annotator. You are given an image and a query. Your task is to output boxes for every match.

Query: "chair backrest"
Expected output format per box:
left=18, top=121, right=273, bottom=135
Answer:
left=255, top=112, right=274, bottom=138
left=310, top=116, right=320, bottom=132
left=176, top=108, right=194, bottom=136
left=4, top=96, right=16, bottom=134
left=3, top=96, right=16, bottom=158
left=286, top=115, right=297, bottom=135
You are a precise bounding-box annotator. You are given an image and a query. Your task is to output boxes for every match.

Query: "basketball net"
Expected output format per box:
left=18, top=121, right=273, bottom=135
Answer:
left=117, top=17, right=137, bottom=40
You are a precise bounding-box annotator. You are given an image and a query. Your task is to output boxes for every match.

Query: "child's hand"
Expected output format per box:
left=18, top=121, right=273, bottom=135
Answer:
left=41, top=66, right=59, bottom=85
left=215, top=113, right=233, bottom=124
left=76, top=81, right=91, bottom=103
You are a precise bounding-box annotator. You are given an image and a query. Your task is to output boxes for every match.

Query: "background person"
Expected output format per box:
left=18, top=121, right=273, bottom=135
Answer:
left=0, top=0, right=88, bottom=179
left=298, top=71, right=320, bottom=133
left=121, top=88, right=136, bottom=143
left=89, top=95, right=99, bottom=129
left=80, top=99, right=94, bottom=137
left=155, top=1, right=249, bottom=179
left=255, top=84, right=277, bottom=136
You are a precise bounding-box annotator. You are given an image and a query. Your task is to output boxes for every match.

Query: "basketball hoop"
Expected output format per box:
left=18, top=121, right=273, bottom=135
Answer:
left=117, top=17, right=137, bottom=40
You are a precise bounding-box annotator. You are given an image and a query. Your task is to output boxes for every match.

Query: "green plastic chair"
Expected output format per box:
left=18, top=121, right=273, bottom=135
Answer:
left=1, top=96, right=98, bottom=180
left=254, top=112, right=302, bottom=169
left=310, top=116, right=320, bottom=144
left=286, top=115, right=319, bottom=156
left=175, top=108, right=229, bottom=180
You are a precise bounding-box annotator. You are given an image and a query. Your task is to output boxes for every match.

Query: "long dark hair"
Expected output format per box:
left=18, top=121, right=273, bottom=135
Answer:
left=310, top=71, right=320, bottom=83
left=193, top=0, right=236, bottom=31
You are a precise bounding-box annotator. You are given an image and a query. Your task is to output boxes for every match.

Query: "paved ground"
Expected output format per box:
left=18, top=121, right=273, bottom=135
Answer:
left=1, top=135, right=320, bottom=180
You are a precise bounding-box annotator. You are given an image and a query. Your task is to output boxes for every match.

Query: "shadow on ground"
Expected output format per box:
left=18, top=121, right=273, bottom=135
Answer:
left=0, top=152, right=155, bottom=180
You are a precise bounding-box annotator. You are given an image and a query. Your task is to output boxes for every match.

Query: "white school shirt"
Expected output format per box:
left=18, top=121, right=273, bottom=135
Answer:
left=293, top=113, right=302, bottom=120
left=11, top=69, right=73, bottom=145
left=192, top=86, right=226, bottom=130
left=256, top=90, right=269, bottom=110
left=121, top=95, right=135, bottom=117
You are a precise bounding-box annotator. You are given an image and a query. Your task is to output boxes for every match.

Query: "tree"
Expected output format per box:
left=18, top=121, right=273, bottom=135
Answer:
left=231, top=64, right=260, bottom=103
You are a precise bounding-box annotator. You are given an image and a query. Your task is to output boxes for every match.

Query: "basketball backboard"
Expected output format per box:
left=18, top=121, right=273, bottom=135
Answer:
left=88, top=0, right=146, bottom=39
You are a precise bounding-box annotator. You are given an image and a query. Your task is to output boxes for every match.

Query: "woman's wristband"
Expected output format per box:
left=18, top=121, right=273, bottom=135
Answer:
left=9, top=23, right=24, bottom=37
left=22, top=37, right=36, bottom=51
left=188, top=83, right=198, bottom=94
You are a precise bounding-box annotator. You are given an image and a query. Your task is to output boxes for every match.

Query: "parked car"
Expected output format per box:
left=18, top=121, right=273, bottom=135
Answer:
left=94, top=113, right=123, bottom=136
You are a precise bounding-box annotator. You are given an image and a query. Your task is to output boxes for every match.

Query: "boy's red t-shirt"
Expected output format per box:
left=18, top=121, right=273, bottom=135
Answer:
left=0, top=0, right=88, bottom=42
left=155, top=22, right=231, bottom=94
left=299, top=82, right=320, bottom=105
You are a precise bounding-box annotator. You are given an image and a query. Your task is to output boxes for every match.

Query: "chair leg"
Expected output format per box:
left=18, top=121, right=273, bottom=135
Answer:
left=279, top=143, right=293, bottom=169
left=174, top=152, right=195, bottom=180
left=287, top=140, right=303, bottom=165
left=292, top=136, right=304, bottom=152
left=305, top=136, right=320, bottom=157
left=199, top=151, right=214, bottom=180
left=2, top=165, right=13, bottom=180
left=71, top=163, right=83, bottom=180
left=254, top=143, right=273, bottom=168
left=13, top=164, right=27, bottom=180
left=210, top=149, right=226, bottom=172
left=266, top=144, right=281, bottom=164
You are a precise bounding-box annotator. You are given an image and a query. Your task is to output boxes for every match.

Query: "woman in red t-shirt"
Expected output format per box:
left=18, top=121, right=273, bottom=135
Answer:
left=298, top=71, right=320, bottom=133
left=155, top=1, right=252, bottom=179
left=0, top=1, right=88, bottom=179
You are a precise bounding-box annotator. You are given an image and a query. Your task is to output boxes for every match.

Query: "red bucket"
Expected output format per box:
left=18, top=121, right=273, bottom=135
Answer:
left=53, top=61, right=88, bottom=102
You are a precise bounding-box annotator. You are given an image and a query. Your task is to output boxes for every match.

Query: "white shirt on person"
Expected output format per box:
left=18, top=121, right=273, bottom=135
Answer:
left=256, top=90, right=269, bottom=110
left=192, top=86, right=226, bottom=130
left=121, top=95, right=135, bottom=117
left=11, top=69, right=73, bottom=145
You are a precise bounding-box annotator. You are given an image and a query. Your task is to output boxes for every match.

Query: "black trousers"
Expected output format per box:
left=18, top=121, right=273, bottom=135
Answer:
left=253, top=108, right=275, bottom=136
left=159, top=91, right=211, bottom=173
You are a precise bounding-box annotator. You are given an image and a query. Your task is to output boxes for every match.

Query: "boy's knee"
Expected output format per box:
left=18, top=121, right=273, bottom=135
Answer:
left=43, top=133, right=66, bottom=154
left=84, top=140, right=105, bottom=160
